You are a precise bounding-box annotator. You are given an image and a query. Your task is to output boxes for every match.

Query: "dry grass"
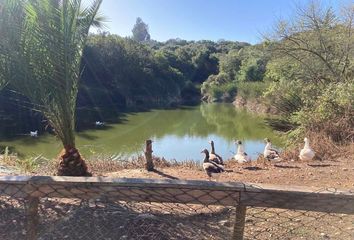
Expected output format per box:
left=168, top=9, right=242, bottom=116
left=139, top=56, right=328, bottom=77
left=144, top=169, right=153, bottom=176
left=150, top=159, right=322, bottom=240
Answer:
left=34, top=154, right=202, bottom=176
left=280, top=131, right=353, bottom=162
left=0, top=148, right=47, bottom=174
left=87, top=155, right=202, bottom=175
left=0, top=147, right=18, bottom=167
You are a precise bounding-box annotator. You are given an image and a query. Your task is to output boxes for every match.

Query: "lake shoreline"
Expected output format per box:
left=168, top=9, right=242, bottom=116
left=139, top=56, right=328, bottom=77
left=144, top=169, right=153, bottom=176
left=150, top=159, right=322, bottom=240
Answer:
left=104, top=157, right=353, bottom=189
left=2, top=146, right=352, bottom=189
left=100, top=145, right=354, bottom=189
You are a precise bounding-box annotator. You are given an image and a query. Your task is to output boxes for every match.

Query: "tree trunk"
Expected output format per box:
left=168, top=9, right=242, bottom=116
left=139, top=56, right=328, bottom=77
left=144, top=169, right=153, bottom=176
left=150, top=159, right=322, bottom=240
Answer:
left=57, top=146, right=91, bottom=176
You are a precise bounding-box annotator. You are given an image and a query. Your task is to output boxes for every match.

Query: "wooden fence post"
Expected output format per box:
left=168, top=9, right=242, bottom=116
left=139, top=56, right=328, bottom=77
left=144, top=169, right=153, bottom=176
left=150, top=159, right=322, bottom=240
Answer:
left=145, top=139, right=154, bottom=171
left=232, top=204, right=247, bottom=240
left=25, top=196, right=39, bottom=240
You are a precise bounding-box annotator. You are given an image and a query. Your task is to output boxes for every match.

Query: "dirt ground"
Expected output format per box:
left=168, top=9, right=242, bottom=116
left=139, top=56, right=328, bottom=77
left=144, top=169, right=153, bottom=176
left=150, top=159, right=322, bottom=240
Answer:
left=104, top=156, right=354, bottom=190
left=1, top=149, right=353, bottom=190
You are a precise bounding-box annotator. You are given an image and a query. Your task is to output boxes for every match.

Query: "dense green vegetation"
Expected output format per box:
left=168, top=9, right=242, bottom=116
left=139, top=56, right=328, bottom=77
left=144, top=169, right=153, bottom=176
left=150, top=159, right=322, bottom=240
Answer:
left=201, top=3, right=353, bottom=143
left=79, top=33, right=249, bottom=110
left=264, top=3, right=353, bottom=142
left=201, top=43, right=269, bottom=102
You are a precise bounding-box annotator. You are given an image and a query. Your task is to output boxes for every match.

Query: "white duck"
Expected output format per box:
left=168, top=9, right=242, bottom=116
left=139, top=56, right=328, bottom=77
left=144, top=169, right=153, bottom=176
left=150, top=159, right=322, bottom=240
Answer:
left=95, top=121, right=105, bottom=126
left=234, top=140, right=251, bottom=163
left=208, top=140, right=224, bottom=165
left=30, top=130, right=38, bottom=137
left=263, top=138, right=280, bottom=161
left=299, top=137, right=315, bottom=161
left=201, top=149, right=224, bottom=181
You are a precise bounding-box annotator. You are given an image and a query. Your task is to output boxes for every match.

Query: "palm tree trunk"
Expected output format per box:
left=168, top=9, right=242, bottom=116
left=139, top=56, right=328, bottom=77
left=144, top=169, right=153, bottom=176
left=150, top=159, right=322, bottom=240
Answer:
left=57, top=146, right=91, bottom=176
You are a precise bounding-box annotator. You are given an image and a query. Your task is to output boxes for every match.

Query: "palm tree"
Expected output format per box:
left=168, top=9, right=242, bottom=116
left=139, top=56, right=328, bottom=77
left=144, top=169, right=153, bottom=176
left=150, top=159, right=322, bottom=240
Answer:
left=0, top=0, right=104, bottom=176
left=0, top=0, right=14, bottom=90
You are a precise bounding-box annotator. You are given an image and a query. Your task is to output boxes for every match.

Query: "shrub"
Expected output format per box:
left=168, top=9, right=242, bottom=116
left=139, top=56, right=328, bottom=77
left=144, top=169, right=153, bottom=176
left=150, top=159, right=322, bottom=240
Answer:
left=237, top=81, right=268, bottom=99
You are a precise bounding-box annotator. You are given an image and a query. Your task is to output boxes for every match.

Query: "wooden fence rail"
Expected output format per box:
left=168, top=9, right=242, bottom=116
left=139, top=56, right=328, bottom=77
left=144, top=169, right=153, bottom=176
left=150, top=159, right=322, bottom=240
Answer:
left=0, top=176, right=353, bottom=240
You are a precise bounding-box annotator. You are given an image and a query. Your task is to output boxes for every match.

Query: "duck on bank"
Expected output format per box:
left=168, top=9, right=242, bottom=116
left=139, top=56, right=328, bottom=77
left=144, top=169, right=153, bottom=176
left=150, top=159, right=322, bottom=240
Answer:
left=233, top=140, right=251, bottom=163
left=263, top=138, right=280, bottom=161
left=201, top=149, right=224, bottom=181
left=299, top=137, right=315, bottom=161
left=208, top=140, right=224, bottom=165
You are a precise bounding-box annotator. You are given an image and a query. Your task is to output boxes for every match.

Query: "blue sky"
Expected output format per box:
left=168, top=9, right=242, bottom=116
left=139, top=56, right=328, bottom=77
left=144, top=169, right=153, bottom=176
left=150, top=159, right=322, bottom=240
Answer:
left=90, top=0, right=352, bottom=44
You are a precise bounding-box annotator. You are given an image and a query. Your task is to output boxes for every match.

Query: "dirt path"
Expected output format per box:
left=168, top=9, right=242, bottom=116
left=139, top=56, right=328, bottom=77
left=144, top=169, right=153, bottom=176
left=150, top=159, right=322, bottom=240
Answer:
left=104, top=158, right=354, bottom=189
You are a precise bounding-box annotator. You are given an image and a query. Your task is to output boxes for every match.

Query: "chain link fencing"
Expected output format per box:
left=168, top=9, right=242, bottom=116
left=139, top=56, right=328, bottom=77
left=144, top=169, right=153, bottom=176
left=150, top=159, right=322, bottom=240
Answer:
left=0, top=176, right=353, bottom=240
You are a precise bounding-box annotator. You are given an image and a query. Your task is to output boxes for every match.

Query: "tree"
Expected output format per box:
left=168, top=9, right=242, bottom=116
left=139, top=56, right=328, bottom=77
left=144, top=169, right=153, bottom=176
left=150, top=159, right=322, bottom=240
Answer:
left=219, top=50, right=241, bottom=80
left=0, top=0, right=104, bottom=176
left=268, top=2, right=353, bottom=85
left=132, top=17, right=151, bottom=42
left=238, top=57, right=267, bottom=82
left=265, top=1, right=354, bottom=141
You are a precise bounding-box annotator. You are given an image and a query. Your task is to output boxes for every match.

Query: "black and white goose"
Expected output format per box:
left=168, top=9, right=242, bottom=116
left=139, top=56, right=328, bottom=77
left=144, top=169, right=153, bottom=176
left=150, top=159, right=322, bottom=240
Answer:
left=208, top=140, right=224, bottom=165
left=201, top=149, right=224, bottom=181
left=263, top=138, right=280, bottom=161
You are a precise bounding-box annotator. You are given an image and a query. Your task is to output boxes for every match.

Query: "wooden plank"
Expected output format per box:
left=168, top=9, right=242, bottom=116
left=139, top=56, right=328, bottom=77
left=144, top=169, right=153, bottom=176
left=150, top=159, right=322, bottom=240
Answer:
left=0, top=176, right=32, bottom=183
left=243, top=182, right=354, bottom=195
left=240, top=191, right=354, bottom=214
left=241, top=182, right=354, bottom=213
left=23, top=176, right=247, bottom=191
left=0, top=176, right=352, bottom=197
left=0, top=176, right=353, bottom=213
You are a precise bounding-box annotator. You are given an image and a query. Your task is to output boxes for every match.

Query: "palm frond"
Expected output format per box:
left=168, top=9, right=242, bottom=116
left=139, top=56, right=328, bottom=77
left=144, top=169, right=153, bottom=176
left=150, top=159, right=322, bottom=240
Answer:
left=0, top=0, right=104, bottom=147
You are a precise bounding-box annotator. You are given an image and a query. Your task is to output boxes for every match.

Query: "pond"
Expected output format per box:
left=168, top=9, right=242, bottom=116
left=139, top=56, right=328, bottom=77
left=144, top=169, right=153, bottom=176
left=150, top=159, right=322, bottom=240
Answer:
left=0, top=103, right=282, bottom=161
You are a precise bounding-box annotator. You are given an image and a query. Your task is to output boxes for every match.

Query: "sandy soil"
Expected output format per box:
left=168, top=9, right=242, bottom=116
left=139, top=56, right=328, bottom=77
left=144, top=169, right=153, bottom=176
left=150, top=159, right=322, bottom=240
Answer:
left=104, top=157, right=354, bottom=190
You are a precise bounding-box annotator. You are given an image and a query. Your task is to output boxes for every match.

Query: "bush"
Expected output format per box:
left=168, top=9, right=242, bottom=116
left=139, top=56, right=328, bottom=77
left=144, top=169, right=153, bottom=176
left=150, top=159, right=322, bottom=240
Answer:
left=237, top=81, right=268, bottom=99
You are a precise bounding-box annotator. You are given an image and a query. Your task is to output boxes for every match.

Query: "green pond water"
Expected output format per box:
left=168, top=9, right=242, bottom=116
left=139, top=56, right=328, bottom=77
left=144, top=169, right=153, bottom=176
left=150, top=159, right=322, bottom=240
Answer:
left=0, top=103, right=282, bottom=161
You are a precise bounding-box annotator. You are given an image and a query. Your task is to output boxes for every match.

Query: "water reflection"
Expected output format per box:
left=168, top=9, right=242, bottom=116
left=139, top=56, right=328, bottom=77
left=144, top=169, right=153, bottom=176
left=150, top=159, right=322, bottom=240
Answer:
left=0, top=104, right=281, bottom=160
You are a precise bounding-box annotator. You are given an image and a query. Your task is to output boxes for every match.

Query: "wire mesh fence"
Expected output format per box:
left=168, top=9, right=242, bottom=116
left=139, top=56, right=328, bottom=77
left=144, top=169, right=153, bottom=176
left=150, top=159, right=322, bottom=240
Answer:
left=0, top=176, right=353, bottom=240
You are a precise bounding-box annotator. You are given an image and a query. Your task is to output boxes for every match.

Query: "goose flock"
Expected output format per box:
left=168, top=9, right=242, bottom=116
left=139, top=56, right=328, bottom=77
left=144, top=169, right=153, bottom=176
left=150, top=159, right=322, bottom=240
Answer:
left=202, top=137, right=315, bottom=181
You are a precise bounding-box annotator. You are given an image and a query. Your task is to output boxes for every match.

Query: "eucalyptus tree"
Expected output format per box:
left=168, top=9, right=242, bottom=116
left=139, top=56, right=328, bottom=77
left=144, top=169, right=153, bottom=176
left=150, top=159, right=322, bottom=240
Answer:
left=0, top=0, right=104, bottom=176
